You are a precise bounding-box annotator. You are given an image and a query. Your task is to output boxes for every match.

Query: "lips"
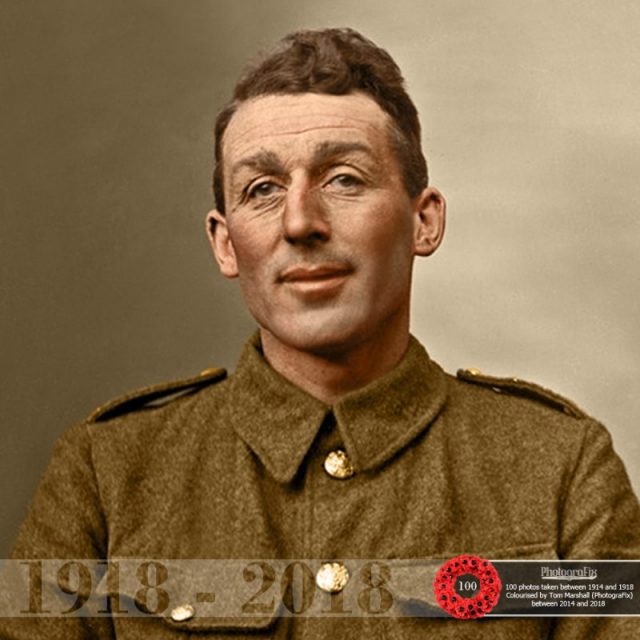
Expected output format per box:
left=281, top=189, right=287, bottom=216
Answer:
left=277, top=263, right=353, bottom=297
left=278, top=263, right=354, bottom=283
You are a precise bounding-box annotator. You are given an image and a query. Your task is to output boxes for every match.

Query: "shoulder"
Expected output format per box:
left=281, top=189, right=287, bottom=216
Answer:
left=75, top=367, right=230, bottom=480
left=436, top=367, right=618, bottom=494
left=85, top=366, right=228, bottom=425
left=454, top=367, right=587, bottom=419
left=443, top=366, right=595, bottom=456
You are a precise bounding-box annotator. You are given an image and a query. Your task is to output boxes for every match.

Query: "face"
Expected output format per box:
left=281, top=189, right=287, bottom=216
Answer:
left=208, top=92, right=445, bottom=356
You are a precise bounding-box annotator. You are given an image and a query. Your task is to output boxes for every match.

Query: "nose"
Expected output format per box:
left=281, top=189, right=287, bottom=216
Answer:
left=282, top=182, right=330, bottom=245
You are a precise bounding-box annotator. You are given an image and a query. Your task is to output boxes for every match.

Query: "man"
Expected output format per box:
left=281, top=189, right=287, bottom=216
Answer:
left=1, top=28, right=638, bottom=639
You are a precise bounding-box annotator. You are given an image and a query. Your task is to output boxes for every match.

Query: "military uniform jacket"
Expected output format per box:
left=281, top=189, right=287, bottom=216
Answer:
left=2, top=335, right=639, bottom=639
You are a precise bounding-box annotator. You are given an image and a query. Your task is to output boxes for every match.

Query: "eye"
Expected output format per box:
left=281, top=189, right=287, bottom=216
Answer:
left=247, top=181, right=282, bottom=199
left=326, top=173, right=365, bottom=192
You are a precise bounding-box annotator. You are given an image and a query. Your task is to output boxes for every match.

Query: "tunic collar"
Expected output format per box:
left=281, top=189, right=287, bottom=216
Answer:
left=225, top=333, right=448, bottom=484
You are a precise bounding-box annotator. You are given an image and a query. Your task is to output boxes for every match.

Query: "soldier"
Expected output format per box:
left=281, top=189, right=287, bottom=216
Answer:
left=2, top=28, right=638, bottom=639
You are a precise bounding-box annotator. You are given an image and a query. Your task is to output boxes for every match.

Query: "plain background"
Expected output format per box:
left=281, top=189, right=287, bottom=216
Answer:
left=1, top=0, right=639, bottom=557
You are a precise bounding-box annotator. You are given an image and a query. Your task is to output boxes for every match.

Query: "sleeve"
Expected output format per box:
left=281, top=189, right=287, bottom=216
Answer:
left=559, top=419, right=640, bottom=559
left=0, top=421, right=115, bottom=640
left=550, top=419, right=640, bottom=639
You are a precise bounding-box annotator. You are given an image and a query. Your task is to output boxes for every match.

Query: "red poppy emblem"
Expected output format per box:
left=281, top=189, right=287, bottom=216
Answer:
left=433, top=555, right=501, bottom=619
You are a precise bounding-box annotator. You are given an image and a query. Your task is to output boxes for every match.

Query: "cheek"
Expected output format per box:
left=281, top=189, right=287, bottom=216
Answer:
left=227, top=226, right=280, bottom=319
left=227, top=222, right=271, bottom=276
left=361, top=208, right=415, bottom=268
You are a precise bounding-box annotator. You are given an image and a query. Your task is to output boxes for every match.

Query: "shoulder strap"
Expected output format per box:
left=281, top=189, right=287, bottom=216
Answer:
left=87, top=367, right=227, bottom=423
left=456, top=368, right=586, bottom=419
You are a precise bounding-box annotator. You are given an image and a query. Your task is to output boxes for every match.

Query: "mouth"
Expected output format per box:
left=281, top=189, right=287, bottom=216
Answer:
left=279, top=263, right=353, bottom=282
left=277, top=263, right=353, bottom=295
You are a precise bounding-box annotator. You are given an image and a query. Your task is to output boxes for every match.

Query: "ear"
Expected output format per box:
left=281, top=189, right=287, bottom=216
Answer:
left=412, top=186, right=446, bottom=257
left=206, top=209, right=239, bottom=278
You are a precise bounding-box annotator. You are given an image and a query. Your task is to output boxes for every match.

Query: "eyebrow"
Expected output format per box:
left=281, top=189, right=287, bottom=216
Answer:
left=231, top=141, right=374, bottom=177
left=231, top=149, right=285, bottom=176
left=310, top=141, right=373, bottom=167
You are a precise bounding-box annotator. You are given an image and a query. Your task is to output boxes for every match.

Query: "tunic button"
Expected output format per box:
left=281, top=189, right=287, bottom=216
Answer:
left=323, top=449, right=355, bottom=479
left=316, top=562, right=350, bottom=593
left=170, top=603, right=195, bottom=622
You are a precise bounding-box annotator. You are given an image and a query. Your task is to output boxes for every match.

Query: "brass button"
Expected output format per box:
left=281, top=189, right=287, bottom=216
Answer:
left=316, top=562, right=349, bottom=593
left=323, top=449, right=355, bottom=479
left=465, top=368, right=483, bottom=376
left=170, top=603, right=195, bottom=622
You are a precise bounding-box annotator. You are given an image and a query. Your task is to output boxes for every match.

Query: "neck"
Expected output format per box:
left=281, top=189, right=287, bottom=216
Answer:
left=260, top=323, right=411, bottom=405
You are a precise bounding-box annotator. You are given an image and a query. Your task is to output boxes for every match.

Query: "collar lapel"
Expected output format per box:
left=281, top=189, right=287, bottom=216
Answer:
left=226, top=334, right=447, bottom=483
left=227, top=334, right=329, bottom=484
left=333, top=336, right=448, bottom=471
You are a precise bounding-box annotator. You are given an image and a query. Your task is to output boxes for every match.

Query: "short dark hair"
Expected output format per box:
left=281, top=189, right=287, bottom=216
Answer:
left=213, top=28, right=428, bottom=214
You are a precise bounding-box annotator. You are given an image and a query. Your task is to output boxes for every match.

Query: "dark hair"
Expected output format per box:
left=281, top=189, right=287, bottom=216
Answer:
left=213, top=28, right=428, bottom=214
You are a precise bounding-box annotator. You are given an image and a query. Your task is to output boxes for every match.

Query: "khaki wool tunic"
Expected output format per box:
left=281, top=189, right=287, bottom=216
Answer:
left=2, top=335, right=639, bottom=639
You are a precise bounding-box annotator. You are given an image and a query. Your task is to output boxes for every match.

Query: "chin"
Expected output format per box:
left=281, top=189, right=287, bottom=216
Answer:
left=267, top=315, right=369, bottom=356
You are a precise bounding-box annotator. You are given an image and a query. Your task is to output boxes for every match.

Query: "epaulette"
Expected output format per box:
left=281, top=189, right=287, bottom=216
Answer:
left=86, top=367, right=227, bottom=423
left=456, top=368, right=587, bottom=419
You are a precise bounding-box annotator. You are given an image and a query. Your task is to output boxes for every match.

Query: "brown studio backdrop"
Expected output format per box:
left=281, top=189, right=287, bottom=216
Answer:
left=1, top=0, right=639, bottom=557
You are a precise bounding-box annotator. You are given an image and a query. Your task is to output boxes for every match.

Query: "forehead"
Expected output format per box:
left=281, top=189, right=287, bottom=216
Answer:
left=222, top=93, right=394, bottom=163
